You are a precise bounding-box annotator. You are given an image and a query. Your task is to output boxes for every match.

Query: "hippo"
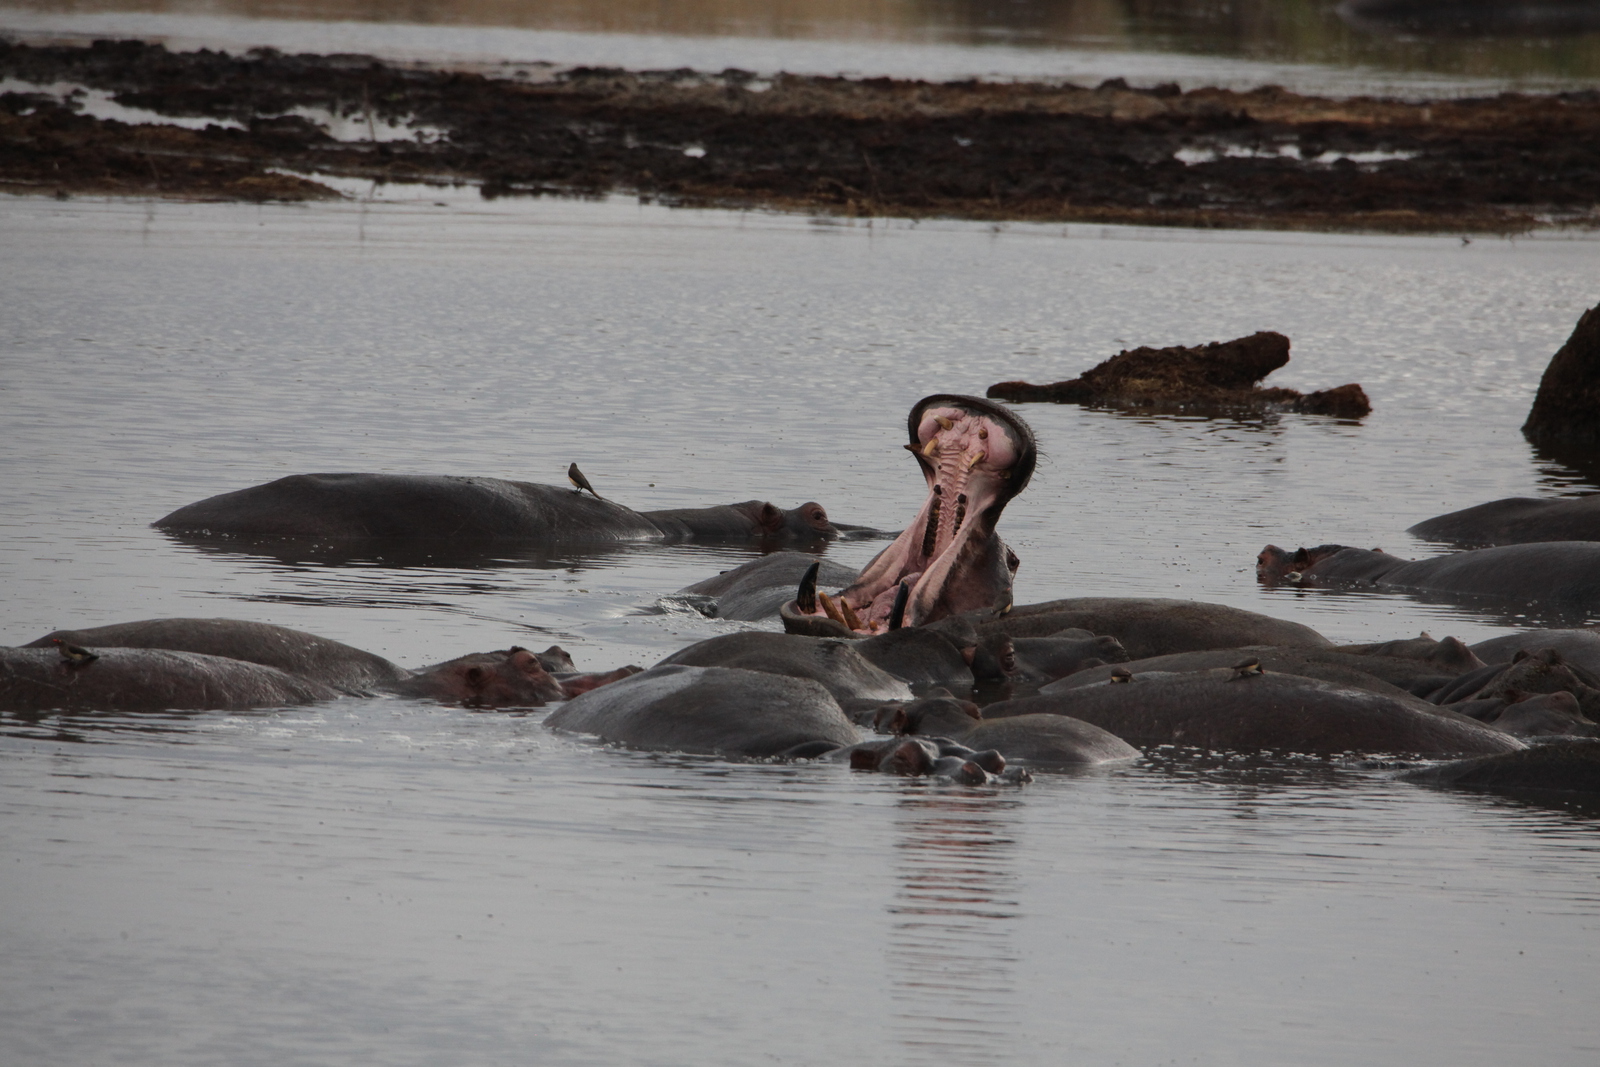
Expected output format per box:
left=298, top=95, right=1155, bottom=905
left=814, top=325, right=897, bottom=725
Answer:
left=837, top=736, right=1032, bottom=785
left=24, top=617, right=411, bottom=693
left=1048, top=647, right=1465, bottom=703
left=155, top=472, right=863, bottom=547
left=654, top=632, right=912, bottom=706
left=982, top=669, right=1523, bottom=756
left=1425, top=647, right=1600, bottom=719
left=1001, top=633, right=1131, bottom=684
left=782, top=394, right=1036, bottom=635
left=1399, top=740, right=1600, bottom=795
left=850, top=625, right=981, bottom=690
left=1258, top=541, right=1600, bottom=616
left=1446, top=691, right=1597, bottom=738
left=543, top=664, right=861, bottom=758
left=874, top=693, right=1139, bottom=766
left=1408, top=494, right=1600, bottom=548
left=8, top=618, right=626, bottom=712
left=674, top=552, right=859, bottom=621
left=1471, top=628, right=1600, bottom=675
left=0, top=646, right=340, bottom=712
left=974, top=597, right=1332, bottom=660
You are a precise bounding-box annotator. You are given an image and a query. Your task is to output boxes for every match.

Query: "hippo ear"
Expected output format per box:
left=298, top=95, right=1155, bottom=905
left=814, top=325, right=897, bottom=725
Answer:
left=1513, top=649, right=1530, bottom=663
left=465, top=666, right=485, bottom=690
left=1293, top=547, right=1309, bottom=565
left=960, top=700, right=982, bottom=721
left=757, top=502, right=785, bottom=533
left=508, top=649, right=544, bottom=674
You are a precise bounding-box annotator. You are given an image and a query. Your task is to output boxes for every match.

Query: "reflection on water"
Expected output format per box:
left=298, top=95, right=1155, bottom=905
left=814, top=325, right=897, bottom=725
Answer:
left=6, top=0, right=1600, bottom=84
left=887, top=790, right=1022, bottom=1059
left=159, top=526, right=835, bottom=570
left=1530, top=440, right=1600, bottom=495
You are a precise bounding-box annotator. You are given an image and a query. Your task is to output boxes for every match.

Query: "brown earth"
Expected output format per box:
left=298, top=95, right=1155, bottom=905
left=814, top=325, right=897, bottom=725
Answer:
left=2, top=38, right=1599, bottom=232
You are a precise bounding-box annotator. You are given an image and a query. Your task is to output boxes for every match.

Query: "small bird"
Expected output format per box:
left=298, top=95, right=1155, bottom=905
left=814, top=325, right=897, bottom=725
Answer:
left=51, top=638, right=98, bottom=666
left=1110, top=666, right=1133, bottom=684
left=567, top=463, right=601, bottom=500
left=1232, top=657, right=1265, bottom=679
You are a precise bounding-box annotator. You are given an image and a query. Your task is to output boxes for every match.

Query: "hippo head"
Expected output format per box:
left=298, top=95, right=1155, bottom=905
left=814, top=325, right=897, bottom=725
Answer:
left=874, top=694, right=983, bottom=736
left=407, top=647, right=566, bottom=708
left=1255, top=543, right=1349, bottom=584
left=759, top=501, right=837, bottom=541
left=790, top=394, right=1035, bottom=633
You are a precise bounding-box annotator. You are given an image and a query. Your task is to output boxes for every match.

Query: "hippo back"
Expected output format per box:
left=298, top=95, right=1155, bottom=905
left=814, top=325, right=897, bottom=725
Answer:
left=1, top=647, right=339, bottom=712
left=544, top=664, right=860, bottom=758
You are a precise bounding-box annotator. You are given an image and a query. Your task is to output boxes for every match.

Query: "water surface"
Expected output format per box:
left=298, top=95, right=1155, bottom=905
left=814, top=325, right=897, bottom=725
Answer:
left=3, top=189, right=1600, bottom=1065
left=7, top=0, right=1600, bottom=93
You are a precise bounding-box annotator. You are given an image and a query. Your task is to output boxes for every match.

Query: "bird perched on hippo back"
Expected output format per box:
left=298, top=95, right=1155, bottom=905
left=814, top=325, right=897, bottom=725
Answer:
left=50, top=638, right=98, bottom=666
left=567, top=462, right=602, bottom=499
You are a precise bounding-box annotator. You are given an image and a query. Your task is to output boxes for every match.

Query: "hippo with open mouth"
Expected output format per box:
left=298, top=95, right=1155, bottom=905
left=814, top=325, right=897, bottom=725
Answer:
left=784, top=394, right=1036, bottom=636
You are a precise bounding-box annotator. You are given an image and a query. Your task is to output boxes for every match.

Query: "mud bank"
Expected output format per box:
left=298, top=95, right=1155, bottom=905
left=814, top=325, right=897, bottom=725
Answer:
left=3, top=38, right=1598, bottom=231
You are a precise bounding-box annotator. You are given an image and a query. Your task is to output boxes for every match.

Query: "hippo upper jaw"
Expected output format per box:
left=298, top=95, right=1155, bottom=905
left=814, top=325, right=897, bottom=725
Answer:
left=814, top=395, right=1035, bottom=632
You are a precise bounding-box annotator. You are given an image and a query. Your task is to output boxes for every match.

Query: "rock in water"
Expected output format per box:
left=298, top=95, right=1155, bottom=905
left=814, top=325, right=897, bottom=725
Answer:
left=1524, top=303, right=1600, bottom=447
left=985, top=331, right=1370, bottom=417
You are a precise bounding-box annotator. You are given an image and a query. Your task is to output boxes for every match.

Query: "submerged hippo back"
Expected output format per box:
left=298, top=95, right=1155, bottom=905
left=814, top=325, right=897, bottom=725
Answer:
left=544, top=664, right=860, bottom=758
left=0, top=647, right=339, bottom=713
left=983, top=598, right=1331, bottom=659
left=154, top=473, right=663, bottom=543
left=23, top=618, right=408, bottom=693
left=656, top=632, right=911, bottom=702
left=990, top=671, right=1521, bottom=757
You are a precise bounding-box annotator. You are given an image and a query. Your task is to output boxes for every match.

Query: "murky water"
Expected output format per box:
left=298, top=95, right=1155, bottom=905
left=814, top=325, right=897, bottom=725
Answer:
left=5, top=184, right=1600, bottom=1064
left=7, top=0, right=1600, bottom=93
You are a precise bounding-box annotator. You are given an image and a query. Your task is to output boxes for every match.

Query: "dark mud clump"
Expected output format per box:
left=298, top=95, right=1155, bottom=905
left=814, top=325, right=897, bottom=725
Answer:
left=3, top=39, right=1600, bottom=232
left=987, top=331, right=1371, bottom=417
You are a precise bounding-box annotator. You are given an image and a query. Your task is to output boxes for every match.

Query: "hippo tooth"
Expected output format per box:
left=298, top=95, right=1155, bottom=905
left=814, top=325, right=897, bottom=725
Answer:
left=963, top=450, right=985, bottom=471
left=935, top=415, right=954, bottom=430
left=818, top=591, right=849, bottom=629
left=839, top=598, right=864, bottom=631
left=796, top=560, right=820, bottom=614
left=889, top=580, right=910, bottom=630
left=922, top=437, right=939, bottom=457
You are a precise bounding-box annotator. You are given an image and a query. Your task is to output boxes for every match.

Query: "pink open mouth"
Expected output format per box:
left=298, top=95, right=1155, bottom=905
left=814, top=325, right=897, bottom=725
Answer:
left=792, top=394, right=1036, bottom=634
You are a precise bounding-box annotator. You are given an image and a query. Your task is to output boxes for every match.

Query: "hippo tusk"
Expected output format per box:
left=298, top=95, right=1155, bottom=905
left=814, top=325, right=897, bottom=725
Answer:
left=796, top=561, right=820, bottom=614
left=922, top=438, right=939, bottom=457
left=888, top=580, right=910, bottom=630
left=839, top=599, right=863, bottom=631
left=818, top=591, right=849, bottom=629
left=935, top=415, right=954, bottom=430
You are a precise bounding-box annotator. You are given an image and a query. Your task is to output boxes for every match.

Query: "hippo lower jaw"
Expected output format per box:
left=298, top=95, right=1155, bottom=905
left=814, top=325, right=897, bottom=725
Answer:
left=795, top=395, right=1036, bottom=634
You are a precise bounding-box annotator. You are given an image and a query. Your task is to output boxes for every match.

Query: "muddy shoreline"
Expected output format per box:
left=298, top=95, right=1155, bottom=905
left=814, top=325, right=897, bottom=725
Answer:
left=3, top=38, right=1598, bottom=232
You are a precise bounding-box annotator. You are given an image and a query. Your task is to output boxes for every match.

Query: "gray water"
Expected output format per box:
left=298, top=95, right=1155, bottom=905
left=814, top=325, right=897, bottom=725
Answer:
left=4, top=185, right=1600, bottom=1065
left=8, top=0, right=1600, bottom=95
